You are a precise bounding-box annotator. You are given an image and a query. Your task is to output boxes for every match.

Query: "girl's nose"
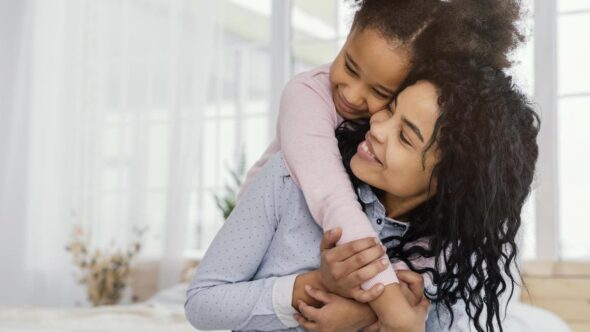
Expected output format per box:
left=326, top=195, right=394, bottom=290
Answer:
left=343, top=86, right=366, bottom=109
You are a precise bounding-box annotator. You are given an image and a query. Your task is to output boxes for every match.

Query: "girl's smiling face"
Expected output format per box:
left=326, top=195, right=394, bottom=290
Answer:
left=330, top=27, right=413, bottom=120
left=351, top=80, right=440, bottom=218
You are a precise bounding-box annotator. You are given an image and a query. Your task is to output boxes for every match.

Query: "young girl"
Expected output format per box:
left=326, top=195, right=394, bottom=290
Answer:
left=238, top=0, right=523, bottom=293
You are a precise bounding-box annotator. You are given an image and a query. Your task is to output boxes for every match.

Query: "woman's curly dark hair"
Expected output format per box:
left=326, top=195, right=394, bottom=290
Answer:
left=336, top=60, right=540, bottom=332
left=349, top=0, right=525, bottom=69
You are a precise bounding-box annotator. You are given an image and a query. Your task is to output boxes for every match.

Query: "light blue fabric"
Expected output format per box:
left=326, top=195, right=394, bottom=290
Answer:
left=185, top=152, right=478, bottom=331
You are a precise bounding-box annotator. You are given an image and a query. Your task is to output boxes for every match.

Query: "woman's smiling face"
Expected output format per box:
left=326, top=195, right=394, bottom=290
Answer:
left=351, top=80, right=441, bottom=217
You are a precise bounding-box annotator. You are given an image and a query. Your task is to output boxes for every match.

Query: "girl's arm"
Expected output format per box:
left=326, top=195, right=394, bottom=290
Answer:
left=278, top=74, right=398, bottom=290
left=295, top=229, right=429, bottom=332
left=184, top=154, right=295, bottom=331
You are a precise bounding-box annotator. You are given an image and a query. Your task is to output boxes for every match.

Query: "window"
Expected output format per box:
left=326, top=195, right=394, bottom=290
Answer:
left=509, top=1, right=536, bottom=260
left=291, top=0, right=352, bottom=74
left=187, top=0, right=273, bottom=255
left=557, top=1, right=590, bottom=259
left=188, top=0, right=590, bottom=262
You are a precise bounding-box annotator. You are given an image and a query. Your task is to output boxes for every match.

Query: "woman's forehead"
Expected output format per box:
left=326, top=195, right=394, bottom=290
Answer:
left=396, top=81, right=439, bottom=126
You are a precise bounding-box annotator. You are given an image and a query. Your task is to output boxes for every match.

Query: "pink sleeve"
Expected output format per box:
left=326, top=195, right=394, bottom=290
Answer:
left=278, top=78, right=398, bottom=288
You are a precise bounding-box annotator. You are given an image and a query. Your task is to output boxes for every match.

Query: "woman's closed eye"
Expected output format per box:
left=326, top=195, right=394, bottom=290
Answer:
left=400, top=131, right=412, bottom=147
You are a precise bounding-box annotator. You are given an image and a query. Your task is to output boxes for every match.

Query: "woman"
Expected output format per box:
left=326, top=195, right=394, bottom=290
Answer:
left=185, top=60, right=539, bottom=332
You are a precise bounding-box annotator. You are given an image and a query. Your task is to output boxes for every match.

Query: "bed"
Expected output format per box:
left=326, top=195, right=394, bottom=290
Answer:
left=0, top=284, right=571, bottom=332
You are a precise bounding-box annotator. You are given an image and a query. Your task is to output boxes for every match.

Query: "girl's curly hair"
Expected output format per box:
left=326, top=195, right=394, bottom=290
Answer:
left=349, top=0, right=525, bottom=69
left=336, top=60, right=540, bottom=332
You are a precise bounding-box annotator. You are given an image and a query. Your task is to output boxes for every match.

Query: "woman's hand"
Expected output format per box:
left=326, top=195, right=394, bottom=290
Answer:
left=294, top=285, right=378, bottom=332
left=317, top=228, right=389, bottom=303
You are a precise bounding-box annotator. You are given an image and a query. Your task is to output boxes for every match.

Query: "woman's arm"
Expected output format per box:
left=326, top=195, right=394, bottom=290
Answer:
left=184, top=154, right=294, bottom=331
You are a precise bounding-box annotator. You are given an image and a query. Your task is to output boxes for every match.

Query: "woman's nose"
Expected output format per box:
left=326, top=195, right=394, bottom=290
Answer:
left=369, top=111, right=390, bottom=143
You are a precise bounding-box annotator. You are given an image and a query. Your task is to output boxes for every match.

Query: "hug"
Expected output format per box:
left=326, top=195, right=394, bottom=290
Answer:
left=186, top=0, right=538, bottom=331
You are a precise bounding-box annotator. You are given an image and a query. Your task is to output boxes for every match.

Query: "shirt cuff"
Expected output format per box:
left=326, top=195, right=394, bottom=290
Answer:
left=272, top=274, right=299, bottom=328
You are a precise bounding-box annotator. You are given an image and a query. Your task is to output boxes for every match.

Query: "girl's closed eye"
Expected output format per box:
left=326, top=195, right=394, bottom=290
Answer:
left=344, top=60, right=359, bottom=78
left=372, top=89, right=390, bottom=100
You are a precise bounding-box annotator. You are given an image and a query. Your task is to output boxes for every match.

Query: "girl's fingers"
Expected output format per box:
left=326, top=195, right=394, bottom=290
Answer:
left=398, top=281, right=420, bottom=306
left=294, top=313, right=319, bottom=332
left=362, top=320, right=381, bottom=332
left=396, top=270, right=425, bottom=301
left=351, top=284, right=385, bottom=303
left=416, top=295, right=431, bottom=315
left=304, top=285, right=332, bottom=304
left=297, top=300, right=322, bottom=323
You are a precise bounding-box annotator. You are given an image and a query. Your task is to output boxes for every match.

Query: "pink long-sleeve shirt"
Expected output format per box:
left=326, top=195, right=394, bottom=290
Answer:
left=238, top=63, right=398, bottom=289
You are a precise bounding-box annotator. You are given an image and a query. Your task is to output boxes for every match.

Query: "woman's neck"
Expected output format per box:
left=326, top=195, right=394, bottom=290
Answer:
left=382, top=192, right=430, bottom=220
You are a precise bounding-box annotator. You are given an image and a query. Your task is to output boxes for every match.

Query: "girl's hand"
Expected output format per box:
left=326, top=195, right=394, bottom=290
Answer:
left=294, top=285, right=378, bottom=332
left=317, top=228, right=388, bottom=303
left=379, top=295, right=430, bottom=332
left=396, top=270, right=425, bottom=307
left=378, top=270, right=431, bottom=332
left=362, top=321, right=381, bottom=332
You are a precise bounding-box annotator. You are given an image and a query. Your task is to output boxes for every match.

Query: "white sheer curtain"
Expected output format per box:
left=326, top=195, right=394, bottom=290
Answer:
left=0, top=0, right=35, bottom=306
left=0, top=0, right=219, bottom=306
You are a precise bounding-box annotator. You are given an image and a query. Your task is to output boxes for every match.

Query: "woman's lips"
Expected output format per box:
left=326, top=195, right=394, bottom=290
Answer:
left=357, top=140, right=382, bottom=165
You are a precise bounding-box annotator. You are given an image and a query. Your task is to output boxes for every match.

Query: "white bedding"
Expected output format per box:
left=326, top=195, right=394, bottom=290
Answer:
left=0, top=284, right=570, bottom=332
left=0, top=284, right=223, bottom=332
left=0, top=303, right=196, bottom=332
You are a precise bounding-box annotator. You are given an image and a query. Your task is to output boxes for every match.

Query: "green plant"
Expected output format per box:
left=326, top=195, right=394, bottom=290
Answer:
left=214, top=155, right=246, bottom=219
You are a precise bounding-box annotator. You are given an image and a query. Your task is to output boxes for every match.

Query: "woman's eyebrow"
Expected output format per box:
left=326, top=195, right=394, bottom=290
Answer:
left=401, top=116, right=424, bottom=142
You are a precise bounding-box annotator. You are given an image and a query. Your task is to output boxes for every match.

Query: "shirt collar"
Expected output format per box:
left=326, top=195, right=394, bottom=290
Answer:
left=357, top=184, right=379, bottom=204
left=357, top=184, right=410, bottom=230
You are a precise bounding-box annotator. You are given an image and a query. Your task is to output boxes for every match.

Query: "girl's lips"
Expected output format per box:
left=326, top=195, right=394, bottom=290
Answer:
left=357, top=140, right=382, bottom=164
left=336, top=91, right=365, bottom=114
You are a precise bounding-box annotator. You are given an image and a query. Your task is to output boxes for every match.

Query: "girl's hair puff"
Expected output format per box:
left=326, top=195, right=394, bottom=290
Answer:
left=350, top=0, right=525, bottom=68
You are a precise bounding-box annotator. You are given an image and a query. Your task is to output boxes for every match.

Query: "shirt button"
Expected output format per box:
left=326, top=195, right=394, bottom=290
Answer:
left=376, top=218, right=383, bottom=225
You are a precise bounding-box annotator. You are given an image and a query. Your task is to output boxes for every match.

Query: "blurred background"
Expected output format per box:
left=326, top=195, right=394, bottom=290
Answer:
left=0, top=0, right=588, bottom=329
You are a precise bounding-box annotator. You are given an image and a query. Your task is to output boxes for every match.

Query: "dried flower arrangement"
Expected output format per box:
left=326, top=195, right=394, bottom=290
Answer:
left=65, top=225, right=146, bottom=306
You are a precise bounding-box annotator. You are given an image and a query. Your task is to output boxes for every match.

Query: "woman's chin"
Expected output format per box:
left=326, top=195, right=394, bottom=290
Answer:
left=351, top=154, right=391, bottom=192
left=351, top=154, right=374, bottom=185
